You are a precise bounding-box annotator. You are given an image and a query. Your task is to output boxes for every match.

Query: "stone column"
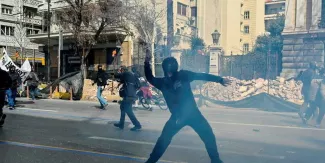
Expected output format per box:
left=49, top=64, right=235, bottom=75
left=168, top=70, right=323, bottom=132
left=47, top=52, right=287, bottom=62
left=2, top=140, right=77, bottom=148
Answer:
left=284, top=0, right=297, bottom=32
left=209, top=46, right=222, bottom=75
left=310, top=0, right=322, bottom=30
left=295, top=0, right=307, bottom=31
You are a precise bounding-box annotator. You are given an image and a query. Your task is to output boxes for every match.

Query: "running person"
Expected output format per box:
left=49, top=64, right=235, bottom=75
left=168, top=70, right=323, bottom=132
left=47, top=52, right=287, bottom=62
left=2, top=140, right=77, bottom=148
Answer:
left=144, top=50, right=230, bottom=163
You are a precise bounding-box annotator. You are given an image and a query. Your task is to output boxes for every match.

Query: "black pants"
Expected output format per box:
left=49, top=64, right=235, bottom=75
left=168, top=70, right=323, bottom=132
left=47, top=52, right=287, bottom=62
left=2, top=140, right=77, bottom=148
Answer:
left=0, top=91, right=5, bottom=115
left=305, top=101, right=325, bottom=125
left=146, top=112, right=222, bottom=163
left=119, top=99, right=141, bottom=127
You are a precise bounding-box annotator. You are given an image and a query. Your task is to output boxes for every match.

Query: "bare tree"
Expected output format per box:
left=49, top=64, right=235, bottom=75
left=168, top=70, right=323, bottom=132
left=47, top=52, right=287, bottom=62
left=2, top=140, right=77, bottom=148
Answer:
left=128, top=0, right=167, bottom=75
left=58, top=0, right=131, bottom=77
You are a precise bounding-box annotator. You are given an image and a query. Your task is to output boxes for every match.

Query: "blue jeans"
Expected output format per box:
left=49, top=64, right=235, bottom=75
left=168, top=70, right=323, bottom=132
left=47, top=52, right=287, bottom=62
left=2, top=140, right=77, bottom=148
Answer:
left=29, top=86, right=38, bottom=100
left=6, top=88, right=17, bottom=107
left=97, top=86, right=107, bottom=108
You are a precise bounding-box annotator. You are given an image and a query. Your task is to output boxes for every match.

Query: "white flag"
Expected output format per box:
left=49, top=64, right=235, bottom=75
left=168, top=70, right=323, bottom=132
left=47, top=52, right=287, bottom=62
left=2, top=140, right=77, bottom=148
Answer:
left=0, top=48, right=31, bottom=82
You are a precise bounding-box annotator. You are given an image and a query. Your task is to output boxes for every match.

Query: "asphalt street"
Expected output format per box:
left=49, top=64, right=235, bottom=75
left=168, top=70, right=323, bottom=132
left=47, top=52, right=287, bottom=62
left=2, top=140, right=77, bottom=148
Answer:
left=0, top=99, right=325, bottom=163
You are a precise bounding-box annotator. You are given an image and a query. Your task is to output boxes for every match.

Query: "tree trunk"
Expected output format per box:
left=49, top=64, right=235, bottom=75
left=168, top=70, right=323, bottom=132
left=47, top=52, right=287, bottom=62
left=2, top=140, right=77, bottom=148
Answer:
left=81, top=47, right=87, bottom=79
left=151, top=0, right=157, bottom=76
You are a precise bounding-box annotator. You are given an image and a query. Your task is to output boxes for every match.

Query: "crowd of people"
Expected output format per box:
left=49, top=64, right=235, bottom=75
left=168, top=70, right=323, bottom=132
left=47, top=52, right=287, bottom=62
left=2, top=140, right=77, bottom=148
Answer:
left=0, top=65, right=40, bottom=127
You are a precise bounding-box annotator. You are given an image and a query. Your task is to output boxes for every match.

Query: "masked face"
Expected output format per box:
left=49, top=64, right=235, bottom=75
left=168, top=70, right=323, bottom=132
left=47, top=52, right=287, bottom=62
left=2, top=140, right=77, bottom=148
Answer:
left=162, top=57, right=178, bottom=78
left=9, top=67, right=15, bottom=73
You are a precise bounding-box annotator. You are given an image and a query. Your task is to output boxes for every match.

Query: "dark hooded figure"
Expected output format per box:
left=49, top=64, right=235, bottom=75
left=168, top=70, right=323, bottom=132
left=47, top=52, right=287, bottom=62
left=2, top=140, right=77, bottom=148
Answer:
left=92, top=65, right=109, bottom=110
left=0, top=68, right=12, bottom=126
left=6, top=65, right=21, bottom=110
left=296, top=62, right=318, bottom=122
left=144, top=51, right=230, bottom=163
left=114, top=66, right=142, bottom=131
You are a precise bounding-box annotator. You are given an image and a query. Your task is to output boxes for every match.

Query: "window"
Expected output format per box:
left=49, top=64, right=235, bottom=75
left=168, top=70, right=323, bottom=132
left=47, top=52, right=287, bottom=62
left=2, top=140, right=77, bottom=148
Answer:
left=244, top=26, right=249, bottom=34
left=191, top=7, right=197, bottom=17
left=1, top=26, right=14, bottom=36
left=244, top=11, right=250, bottom=19
left=243, top=43, right=249, bottom=53
left=177, top=2, right=187, bottom=16
left=1, top=5, right=13, bottom=15
left=26, top=29, right=40, bottom=36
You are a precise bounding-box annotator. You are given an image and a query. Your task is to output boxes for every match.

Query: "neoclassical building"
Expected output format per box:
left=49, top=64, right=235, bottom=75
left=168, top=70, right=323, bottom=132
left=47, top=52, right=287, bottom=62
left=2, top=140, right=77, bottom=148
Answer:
left=282, top=0, right=325, bottom=77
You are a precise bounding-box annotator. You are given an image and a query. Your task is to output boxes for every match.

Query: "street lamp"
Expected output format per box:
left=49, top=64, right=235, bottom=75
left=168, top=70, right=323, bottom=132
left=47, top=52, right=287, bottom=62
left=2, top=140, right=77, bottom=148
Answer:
left=211, top=30, right=221, bottom=45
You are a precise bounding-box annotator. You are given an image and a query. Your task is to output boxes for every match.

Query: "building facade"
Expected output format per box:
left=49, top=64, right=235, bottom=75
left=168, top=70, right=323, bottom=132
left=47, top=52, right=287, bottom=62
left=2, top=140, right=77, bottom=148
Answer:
left=0, top=0, right=44, bottom=68
left=208, top=0, right=265, bottom=56
left=28, top=0, right=138, bottom=80
left=265, top=0, right=286, bottom=30
left=281, top=0, right=325, bottom=77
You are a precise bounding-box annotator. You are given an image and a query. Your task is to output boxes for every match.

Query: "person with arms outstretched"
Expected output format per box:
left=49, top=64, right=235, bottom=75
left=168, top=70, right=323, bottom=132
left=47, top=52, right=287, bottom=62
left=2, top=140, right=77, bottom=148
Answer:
left=144, top=49, right=230, bottom=163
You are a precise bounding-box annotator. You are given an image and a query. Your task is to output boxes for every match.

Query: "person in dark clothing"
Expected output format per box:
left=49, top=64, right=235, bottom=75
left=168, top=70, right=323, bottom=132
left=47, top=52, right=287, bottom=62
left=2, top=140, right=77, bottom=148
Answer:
left=25, top=68, right=39, bottom=100
left=144, top=53, right=230, bottom=163
left=6, top=65, right=21, bottom=110
left=296, top=62, right=318, bottom=123
left=0, top=69, right=12, bottom=127
left=114, top=66, right=142, bottom=131
left=92, top=65, right=109, bottom=110
left=304, top=68, right=325, bottom=128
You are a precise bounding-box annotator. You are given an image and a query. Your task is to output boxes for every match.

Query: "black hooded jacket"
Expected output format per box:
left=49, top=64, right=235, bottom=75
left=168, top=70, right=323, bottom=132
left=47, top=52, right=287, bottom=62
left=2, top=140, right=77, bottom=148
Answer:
left=0, top=69, right=12, bottom=91
left=144, top=62, right=223, bottom=118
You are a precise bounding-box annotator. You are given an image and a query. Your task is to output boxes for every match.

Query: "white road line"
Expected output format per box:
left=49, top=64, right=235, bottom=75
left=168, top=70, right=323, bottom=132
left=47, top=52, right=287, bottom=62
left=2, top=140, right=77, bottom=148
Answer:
left=209, top=121, right=325, bottom=131
left=89, top=136, right=201, bottom=150
left=16, top=108, right=58, bottom=112
left=89, top=136, right=285, bottom=159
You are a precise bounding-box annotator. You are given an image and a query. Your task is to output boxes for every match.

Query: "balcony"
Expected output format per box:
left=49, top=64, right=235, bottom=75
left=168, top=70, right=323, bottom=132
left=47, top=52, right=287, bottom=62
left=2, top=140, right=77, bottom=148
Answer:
left=265, top=0, right=286, bottom=5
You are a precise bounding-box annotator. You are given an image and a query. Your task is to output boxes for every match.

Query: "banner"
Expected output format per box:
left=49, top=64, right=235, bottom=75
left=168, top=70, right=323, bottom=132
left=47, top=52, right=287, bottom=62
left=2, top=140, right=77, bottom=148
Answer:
left=0, top=49, right=31, bottom=82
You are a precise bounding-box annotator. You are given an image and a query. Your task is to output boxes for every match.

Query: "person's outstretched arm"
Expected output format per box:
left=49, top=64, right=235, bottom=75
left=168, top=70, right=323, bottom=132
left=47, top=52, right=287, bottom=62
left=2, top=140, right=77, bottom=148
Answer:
left=144, top=49, right=163, bottom=89
left=183, top=70, right=230, bottom=86
left=144, top=62, right=163, bottom=89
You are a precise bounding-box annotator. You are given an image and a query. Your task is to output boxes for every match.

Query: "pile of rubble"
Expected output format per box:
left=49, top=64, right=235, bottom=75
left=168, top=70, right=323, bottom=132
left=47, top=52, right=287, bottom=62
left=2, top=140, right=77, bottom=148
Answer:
left=196, top=77, right=303, bottom=103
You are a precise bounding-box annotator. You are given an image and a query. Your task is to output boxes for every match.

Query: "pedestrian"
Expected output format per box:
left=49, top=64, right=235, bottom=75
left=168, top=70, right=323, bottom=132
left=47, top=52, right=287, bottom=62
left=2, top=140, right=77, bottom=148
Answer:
left=25, top=68, right=40, bottom=100
left=114, top=66, right=142, bottom=131
left=0, top=68, right=12, bottom=127
left=304, top=68, right=325, bottom=128
left=296, top=62, right=318, bottom=122
left=92, top=65, right=109, bottom=110
left=6, top=65, right=21, bottom=110
left=144, top=50, right=230, bottom=163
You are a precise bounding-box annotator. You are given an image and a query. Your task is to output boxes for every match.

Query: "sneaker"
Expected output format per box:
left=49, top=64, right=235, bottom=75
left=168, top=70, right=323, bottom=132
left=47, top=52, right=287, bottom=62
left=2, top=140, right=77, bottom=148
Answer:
left=315, top=124, right=321, bottom=128
left=130, top=126, right=142, bottom=131
left=301, top=117, right=307, bottom=124
left=0, top=114, right=7, bottom=127
left=9, top=107, right=15, bottom=110
left=114, top=123, right=124, bottom=129
left=103, top=104, right=109, bottom=110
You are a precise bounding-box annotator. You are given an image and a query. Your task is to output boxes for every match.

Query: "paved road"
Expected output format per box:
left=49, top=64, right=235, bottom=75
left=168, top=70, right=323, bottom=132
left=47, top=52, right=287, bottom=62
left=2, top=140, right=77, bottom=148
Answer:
left=0, top=99, right=325, bottom=163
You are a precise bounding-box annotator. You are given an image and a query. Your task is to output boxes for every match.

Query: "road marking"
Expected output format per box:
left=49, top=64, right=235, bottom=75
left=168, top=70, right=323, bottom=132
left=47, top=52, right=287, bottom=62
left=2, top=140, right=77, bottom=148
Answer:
left=0, top=140, right=180, bottom=163
left=16, top=108, right=58, bottom=112
left=89, top=136, right=204, bottom=150
left=209, top=121, right=325, bottom=131
left=89, top=137, right=286, bottom=159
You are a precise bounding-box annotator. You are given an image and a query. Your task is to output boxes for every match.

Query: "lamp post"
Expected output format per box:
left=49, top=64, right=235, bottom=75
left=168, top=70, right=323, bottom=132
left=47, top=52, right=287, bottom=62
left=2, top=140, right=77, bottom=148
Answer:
left=211, top=30, right=220, bottom=45
left=47, top=0, right=51, bottom=82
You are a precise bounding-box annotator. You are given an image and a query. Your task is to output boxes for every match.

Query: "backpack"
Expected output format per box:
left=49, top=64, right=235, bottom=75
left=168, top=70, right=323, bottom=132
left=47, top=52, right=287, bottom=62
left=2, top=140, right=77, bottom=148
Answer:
left=119, top=72, right=139, bottom=98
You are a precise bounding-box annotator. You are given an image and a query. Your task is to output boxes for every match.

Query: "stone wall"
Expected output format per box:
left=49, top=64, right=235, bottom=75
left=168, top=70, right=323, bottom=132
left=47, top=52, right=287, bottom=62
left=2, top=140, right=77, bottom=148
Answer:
left=281, top=33, right=325, bottom=78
